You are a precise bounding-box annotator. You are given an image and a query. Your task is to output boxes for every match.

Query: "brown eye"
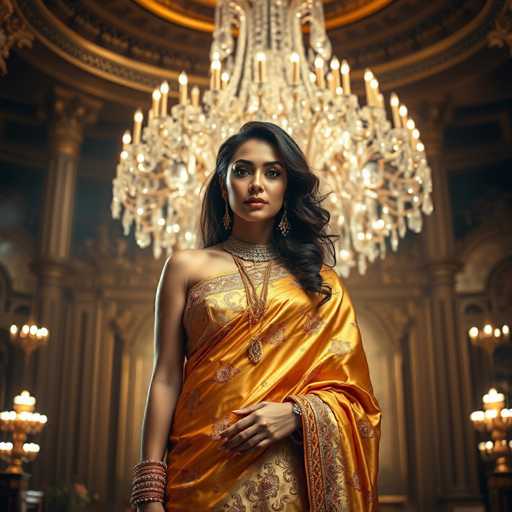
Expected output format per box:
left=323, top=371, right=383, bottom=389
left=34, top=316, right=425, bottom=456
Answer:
left=232, top=164, right=250, bottom=176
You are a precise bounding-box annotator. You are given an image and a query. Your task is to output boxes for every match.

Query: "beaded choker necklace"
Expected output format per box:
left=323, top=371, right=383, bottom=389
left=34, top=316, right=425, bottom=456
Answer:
left=222, top=236, right=278, bottom=262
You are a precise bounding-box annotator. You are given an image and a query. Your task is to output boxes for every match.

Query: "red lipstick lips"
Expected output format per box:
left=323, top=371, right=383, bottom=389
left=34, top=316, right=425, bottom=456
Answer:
left=244, top=197, right=267, bottom=204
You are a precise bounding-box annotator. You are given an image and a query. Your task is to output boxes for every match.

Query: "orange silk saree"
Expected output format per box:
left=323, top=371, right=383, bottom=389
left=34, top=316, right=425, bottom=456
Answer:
left=165, top=262, right=381, bottom=511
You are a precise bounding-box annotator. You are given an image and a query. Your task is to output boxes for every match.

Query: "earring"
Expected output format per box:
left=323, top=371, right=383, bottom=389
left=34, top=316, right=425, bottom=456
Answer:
left=278, top=204, right=290, bottom=237
left=223, top=199, right=231, bottom=230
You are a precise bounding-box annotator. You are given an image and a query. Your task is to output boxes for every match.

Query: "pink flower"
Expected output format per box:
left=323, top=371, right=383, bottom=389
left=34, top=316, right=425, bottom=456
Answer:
left=73, top=482, right=88, bottom=498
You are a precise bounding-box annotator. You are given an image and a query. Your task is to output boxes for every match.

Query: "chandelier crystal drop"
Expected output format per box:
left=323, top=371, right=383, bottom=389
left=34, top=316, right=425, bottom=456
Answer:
left=112, top=0, right=433, bottom=277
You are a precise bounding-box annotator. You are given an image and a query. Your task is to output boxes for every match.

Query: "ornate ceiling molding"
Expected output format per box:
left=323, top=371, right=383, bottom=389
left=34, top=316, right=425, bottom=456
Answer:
left=488, top=0, right=512, bottom=54
left=369, top=0, right=505, bottom=88
left=0, top=0, right=33, bottom=75
left=132, top=0, right=214, bottom=32
left=14, top=0, right=208, bottom=92
left=133, top=0, right=394, bottom=32
left=11, top=0, right=507, bottom=93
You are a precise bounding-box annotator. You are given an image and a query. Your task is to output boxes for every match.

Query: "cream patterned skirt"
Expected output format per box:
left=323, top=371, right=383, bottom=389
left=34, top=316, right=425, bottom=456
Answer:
left=214, top=437, right=308, bottom=511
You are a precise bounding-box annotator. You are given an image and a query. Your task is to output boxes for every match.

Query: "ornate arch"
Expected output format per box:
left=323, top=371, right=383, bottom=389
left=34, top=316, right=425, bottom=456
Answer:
left=456, top=225, right=512, bottom=294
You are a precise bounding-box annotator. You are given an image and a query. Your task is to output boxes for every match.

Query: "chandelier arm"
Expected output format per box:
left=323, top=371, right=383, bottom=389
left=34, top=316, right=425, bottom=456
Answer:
left=305, top=109, right=323, bottom=162
left=289, top=2, right=315, bottom=102
left=218, top=2, right=247, bottom=110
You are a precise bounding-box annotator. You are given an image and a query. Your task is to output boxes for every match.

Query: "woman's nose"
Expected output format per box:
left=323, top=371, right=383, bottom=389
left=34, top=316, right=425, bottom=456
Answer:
left=248, top=170, right=264, bottom=191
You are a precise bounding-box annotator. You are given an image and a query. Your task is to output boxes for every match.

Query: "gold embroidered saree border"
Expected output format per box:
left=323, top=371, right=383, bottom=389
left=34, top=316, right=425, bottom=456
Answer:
left=286, top=393, right=349, bottom=512
left=287, top=394, right=326, bottom=511
left=184, top=264, right=293, bottom=316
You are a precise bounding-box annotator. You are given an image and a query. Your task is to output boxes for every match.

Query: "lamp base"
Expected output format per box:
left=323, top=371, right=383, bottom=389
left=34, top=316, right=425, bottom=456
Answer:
left=0, top=472, right=29, bottom=512
left=488, top=471, right=512, bottom=512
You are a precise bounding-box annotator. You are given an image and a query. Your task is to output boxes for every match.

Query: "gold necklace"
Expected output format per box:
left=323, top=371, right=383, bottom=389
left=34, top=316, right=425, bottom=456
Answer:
left=231, top=255, right=273, bottom=364
left=222, top=235, right=278, bottom=262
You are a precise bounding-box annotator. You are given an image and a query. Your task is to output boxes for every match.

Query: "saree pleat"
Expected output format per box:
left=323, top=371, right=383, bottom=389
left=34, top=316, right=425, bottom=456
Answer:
left=165, top=264, right=381, bottom=511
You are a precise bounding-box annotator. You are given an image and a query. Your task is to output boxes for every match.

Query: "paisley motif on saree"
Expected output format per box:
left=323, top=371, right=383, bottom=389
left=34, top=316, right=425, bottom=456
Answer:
left=164, top=263, right=381, bottom=511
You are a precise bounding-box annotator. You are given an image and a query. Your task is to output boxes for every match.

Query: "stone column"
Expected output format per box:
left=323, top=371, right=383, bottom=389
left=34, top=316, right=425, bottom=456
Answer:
left=40, top=86, right=101, bottom=260
left=30, top=86, right=101, bottom=487
left=418, top=100, right=482, bottom=510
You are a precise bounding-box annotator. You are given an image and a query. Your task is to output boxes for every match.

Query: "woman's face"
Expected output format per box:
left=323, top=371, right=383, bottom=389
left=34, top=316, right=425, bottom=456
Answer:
left=223, top=138, right=288, bottom=224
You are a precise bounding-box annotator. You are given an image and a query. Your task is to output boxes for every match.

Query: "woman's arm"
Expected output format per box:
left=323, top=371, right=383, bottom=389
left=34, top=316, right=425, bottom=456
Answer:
left=139, top=251, right=189, bottom=462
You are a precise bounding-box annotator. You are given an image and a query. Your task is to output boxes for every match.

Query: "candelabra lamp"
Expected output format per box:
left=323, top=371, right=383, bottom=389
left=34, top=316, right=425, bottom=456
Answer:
left=0, top=390, right=47, bottom=474
left=9, top=321, right=49, bottom=361
left=470, top=388, right=512, bottom=474
left=469, top=323, right=510, bottom=354
left=469, top=322, right=510, bottom=391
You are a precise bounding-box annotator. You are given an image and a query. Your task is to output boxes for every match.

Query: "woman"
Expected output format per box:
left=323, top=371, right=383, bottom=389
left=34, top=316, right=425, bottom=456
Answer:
left=130, top=121, right=381, bottom=511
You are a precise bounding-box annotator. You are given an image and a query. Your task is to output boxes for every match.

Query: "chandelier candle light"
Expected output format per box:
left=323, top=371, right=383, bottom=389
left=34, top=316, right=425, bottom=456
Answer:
left=112, top=0, right=433, bottom=277
left=468, top=322, right=510, bottom=369
left=469, top=323, right=510, bottom=346
left=9, top=321, right=49, bottom=360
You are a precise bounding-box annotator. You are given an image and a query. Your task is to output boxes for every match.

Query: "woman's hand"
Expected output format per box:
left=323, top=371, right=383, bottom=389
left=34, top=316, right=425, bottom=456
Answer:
left=219, top=401, right=298, bottom=453
left=138, top=501, right=165, bottom=512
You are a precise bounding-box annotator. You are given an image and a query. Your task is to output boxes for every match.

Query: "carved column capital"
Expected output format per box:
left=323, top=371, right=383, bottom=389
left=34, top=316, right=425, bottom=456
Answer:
left=412, top=97, right=456, bottom=262
left=50, top=86, right=102, bottom=157
left=488, top=0, right=512, bottom=56
left=425, top=260, right=462, bottom=291
left=0, top=0, right=34, bottom=75
left=412, top=97, right=453, bottom=156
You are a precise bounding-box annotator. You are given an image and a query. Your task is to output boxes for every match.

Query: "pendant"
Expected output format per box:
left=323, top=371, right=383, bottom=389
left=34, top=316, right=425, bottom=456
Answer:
left=247, top=336, right=263, bottom=364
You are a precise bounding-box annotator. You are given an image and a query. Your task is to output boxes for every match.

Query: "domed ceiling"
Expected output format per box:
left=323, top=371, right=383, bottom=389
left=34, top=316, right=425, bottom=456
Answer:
left=12, top=0, right=507, bottom=100
left=131, top=0, right=393, bottom=31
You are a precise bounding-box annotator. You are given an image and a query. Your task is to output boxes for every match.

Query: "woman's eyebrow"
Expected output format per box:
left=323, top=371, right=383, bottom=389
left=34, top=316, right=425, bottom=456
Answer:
left=233, top=159, right=284, bottom=167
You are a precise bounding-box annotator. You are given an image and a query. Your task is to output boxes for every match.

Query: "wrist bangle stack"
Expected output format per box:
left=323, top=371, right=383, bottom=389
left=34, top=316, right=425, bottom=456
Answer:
left=129, top=459, right=167, bottom=507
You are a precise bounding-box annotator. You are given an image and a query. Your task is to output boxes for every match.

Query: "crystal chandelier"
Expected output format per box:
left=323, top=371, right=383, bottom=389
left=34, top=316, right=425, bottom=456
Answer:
left=112, top=0, right=433, bottom=276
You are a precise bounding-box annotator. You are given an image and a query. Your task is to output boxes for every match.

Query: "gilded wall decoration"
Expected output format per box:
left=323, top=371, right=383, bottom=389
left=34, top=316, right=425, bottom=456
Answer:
left=0, top=0, right=33, bottom=75
left=488, top=0, right=512, bottom=54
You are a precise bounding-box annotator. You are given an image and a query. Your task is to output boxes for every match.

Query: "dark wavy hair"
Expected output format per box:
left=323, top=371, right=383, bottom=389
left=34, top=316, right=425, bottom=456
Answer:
left=200, top=121, right=338, bottom=307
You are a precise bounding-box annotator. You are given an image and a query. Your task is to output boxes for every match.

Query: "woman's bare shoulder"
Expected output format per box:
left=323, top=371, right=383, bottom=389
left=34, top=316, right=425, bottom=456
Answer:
left=167, top=244, right=234, bottom=288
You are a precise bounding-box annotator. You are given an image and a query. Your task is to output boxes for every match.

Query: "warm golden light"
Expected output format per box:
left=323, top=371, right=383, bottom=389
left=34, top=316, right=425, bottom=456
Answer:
left=290, top=52, right=300, bottom=85
left=133, top=110, right=143, bottom=144
left=122, top=131, right=131, bottom=145
left=0, top=390, right=47, bottom=474
left=179, top=72, right=188, bottom=105
left=471, top=385, right=512, bottom=473
left=221, top=71, right=230, bottom=90
left=160, top=81, right=169, bottom=116
left=255, top=51, right=267, bottom=83
left=10, top=321, right=49, bottom=358
left=210, top=59, right=221, bottom=89
left=191, top=86, right=200, bottom=107
left=14, top=390, right=35, bottom=407
left=483, top=388, right=504, bottom=405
